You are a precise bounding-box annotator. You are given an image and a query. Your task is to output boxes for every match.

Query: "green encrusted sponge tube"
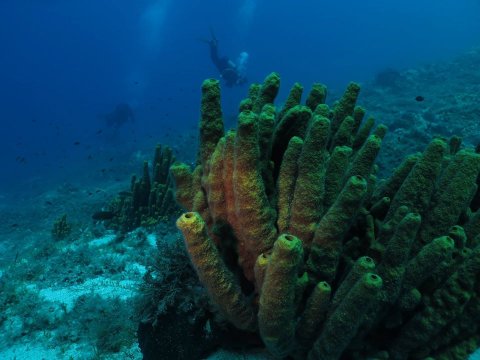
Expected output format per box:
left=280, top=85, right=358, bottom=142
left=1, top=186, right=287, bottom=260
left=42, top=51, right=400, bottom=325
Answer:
left=176, top=212, right=257, bottom=331
left=307, top=175, right=368, bottom=283
left=295, top=281, right=332, bottom=357
left=391, top=245, right=480, bottom=359
left=385, top=137, right=447, bottom=222
left=170, top=162, right=194, bottom=210
left=199, top=79, right=224, bottom=168
left=277, top=136, right=304, bottom=233
left=233, top=110, right=278, bottom=281
left=307, top=273, right=383, bottom=360
left=258, top=234, right=304, bottom=358
left=252, top=72, right=281, bottom=113
left=288, top=115, right=330, bottom=244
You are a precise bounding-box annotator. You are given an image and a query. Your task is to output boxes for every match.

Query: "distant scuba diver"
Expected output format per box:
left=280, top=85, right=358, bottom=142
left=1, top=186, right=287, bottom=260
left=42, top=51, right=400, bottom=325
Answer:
left=102, top=103, right=135, bottom=128
left=203, top=30, right=248, bottom=87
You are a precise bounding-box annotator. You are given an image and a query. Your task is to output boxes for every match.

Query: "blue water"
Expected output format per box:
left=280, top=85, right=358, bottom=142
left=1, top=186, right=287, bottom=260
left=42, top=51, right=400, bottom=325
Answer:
left=1, top=2, right=480, bottom=359
left=1, top=0, right=480, bottom=192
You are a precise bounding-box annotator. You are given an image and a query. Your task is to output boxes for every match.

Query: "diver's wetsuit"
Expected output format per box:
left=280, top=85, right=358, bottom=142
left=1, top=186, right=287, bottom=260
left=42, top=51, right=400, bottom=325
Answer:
left=208, top=39, right=243, bottom=87
left=209, top=40, right=230, bottom=73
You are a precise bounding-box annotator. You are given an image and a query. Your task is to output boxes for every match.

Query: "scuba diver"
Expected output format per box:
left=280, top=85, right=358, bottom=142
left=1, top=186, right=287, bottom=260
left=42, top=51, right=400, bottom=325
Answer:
left=102, top=103, right=135, bottom=129
left=204, top=30, right=248, bottom=87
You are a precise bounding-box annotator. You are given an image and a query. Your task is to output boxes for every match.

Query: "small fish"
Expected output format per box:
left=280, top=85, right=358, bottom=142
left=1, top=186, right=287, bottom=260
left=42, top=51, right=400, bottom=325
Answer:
left=415, top=96, right=425, bottom=102
left=11, top=223, right=19, bottom=228
left=73, top=141, right=80, bottom=145
left=45, top=201, right=53, bottom=206
left=96, top=129, right=103, bottom=135
left=92, top=211, right=116, bottom=221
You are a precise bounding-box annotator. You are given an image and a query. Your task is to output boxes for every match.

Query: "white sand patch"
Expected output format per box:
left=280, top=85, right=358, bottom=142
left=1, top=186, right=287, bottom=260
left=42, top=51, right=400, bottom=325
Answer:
left=0, top=337, right=142, bottom=360
left=89, top=233, right=117, bottom=248
left=147, top=233, right=157, bottom=247
left=470, top=348, right=480, bottom=360
left=37, top=277, right=139, bottom=312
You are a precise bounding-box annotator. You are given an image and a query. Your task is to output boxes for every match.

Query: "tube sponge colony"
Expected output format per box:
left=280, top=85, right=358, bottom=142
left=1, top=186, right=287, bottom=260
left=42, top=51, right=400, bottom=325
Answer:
left=172, top=74, right=480, bottom=359
left=107, top=144, right=179, bottom=231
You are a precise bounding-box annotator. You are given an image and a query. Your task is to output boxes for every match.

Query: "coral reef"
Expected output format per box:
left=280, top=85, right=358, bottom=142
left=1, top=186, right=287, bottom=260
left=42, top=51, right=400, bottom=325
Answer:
left=100, top=144, right=180, bottom=232
left=363, top=48, right=480, bottom=177
left=172, top=74, right=480, bottom=359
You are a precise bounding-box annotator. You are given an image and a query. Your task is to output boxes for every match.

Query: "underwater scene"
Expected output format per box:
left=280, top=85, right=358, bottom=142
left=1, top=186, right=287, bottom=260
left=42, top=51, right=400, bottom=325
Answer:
left=2, top=1, right=480, bottom=359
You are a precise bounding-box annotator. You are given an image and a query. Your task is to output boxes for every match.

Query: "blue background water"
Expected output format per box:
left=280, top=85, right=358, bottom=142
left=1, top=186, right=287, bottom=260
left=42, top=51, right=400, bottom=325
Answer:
left=1, top=0, right=480, bottom=193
